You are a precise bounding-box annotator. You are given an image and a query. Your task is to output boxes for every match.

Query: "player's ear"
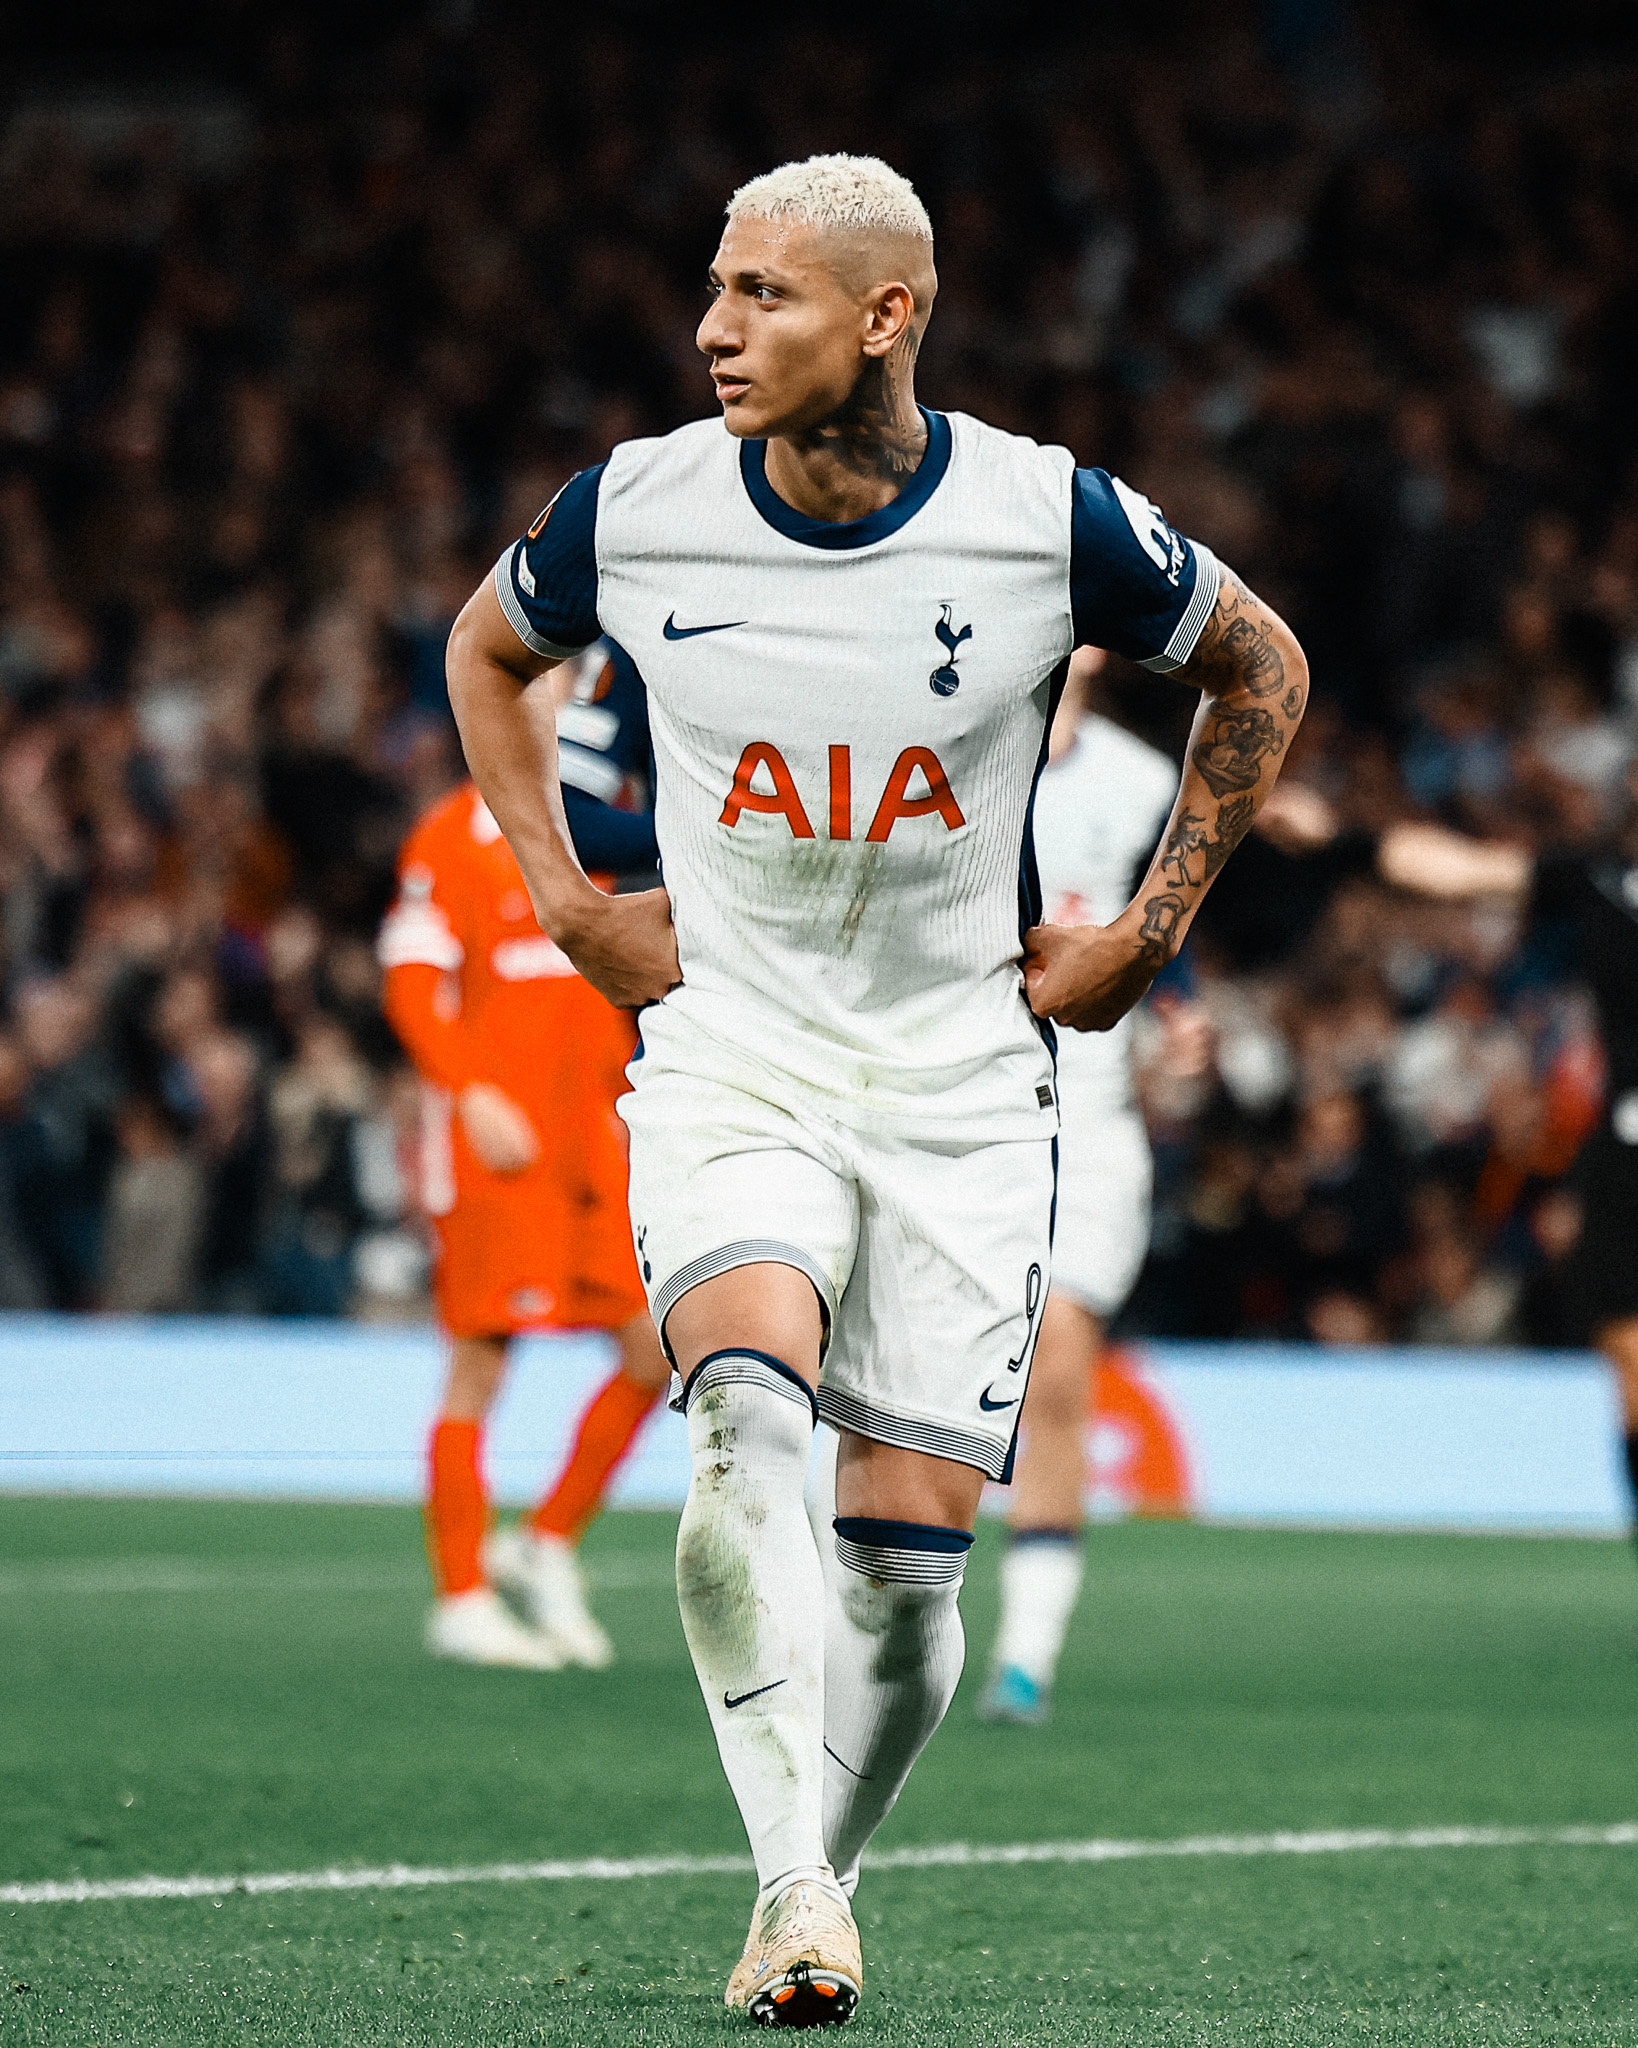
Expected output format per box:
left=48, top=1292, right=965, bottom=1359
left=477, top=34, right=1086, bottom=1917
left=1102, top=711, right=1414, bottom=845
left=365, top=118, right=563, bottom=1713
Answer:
left=860, top=282, right=916, bottom=359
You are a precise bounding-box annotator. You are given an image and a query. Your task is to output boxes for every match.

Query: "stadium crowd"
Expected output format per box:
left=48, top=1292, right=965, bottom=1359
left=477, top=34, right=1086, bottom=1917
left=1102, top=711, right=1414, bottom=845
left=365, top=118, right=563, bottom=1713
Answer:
left=0, top=3, right=1634, bottom=1342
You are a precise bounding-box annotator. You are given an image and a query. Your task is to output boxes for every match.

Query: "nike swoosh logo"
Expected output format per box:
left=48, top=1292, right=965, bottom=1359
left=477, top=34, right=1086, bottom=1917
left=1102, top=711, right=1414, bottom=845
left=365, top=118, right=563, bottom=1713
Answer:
left=979, top=1388, right=1019, bottom=1413
left=664, top=612, right=745, bottom=640
left=724, top=1679, right=787, bottom=1710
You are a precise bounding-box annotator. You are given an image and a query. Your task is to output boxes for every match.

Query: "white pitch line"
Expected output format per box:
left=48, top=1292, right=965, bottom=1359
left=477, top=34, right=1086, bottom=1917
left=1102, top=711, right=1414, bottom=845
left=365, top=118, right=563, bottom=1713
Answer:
left=0, top=1557, right=671, bottom=1598
left=0, top=1562, right=416, bottom=1598
left=7, top=1822, right=1637, bottom=1909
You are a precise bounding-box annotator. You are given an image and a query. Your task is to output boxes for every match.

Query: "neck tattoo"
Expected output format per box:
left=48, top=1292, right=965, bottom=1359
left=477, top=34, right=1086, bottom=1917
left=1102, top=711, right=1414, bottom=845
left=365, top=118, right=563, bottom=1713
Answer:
left=768, top=338, right=927, bottom=521
left=804, top=349, right=925, bottom=487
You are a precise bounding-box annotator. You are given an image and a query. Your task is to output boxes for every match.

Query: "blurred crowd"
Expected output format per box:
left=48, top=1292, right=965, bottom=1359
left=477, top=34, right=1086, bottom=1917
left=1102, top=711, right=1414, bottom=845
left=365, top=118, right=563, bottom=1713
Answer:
left=0, top=2, right=1635, bottom=1339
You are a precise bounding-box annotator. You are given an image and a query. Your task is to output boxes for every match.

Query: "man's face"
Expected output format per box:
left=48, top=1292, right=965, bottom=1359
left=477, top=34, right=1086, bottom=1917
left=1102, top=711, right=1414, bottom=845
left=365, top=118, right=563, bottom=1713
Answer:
left=696, top=216, right=880, bottom=440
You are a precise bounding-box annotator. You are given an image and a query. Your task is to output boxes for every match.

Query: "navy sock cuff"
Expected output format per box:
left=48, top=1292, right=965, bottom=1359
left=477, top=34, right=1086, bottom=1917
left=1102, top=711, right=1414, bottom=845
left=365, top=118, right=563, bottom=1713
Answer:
left=681, top=1349, right=817, bottom=1423
left=833, top=1516, right=973, bottom=1552
left=833, top=1515, right=972, bottom=1586
left=1010, top=1526, right=1081, bottom=1548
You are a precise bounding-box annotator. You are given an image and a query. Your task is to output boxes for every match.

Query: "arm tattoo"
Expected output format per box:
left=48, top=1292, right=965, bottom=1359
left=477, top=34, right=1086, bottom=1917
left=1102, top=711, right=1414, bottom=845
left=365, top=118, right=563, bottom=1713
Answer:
left=1114, top=570, right=1304, bottom=982
left=1159, top=810, right=1209, bottom=890
left=1214, top=615, right=1284, bottom=696
left=1136, top=891, right=1186, bottom=965
left=1186, top=573, right=1287, bottom=699
left=1203, top=793, right=1255, bottom=878
left=1191, top=705, right=1285, bottom=797
left=1158, top=793, right=1258, bottom=891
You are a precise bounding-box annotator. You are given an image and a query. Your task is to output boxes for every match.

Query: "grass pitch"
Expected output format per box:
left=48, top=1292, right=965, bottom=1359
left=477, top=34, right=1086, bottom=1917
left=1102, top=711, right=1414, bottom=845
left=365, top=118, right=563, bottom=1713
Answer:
left=3, top=1498, right=1636, bottom=2044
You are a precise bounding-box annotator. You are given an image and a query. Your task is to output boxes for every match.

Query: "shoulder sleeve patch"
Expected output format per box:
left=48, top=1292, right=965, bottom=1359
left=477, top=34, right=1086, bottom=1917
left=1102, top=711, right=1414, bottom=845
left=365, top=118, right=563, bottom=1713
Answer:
left=494, top=463, right=605, bottom=659
left=1109, top=476, right=1187, bottom=583
left=1070, top=467, right=1220, bottom=672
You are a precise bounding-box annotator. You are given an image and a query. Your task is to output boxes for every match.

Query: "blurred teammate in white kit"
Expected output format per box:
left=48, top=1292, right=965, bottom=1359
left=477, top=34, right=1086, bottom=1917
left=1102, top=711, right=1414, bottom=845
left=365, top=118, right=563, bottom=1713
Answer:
left=980, top=646, right=1179, bottom=1725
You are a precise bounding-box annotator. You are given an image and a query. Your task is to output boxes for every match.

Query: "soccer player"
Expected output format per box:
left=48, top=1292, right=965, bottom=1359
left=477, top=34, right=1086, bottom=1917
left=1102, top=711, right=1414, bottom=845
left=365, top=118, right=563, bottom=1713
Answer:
left=1262, top=780, right=1638, bottom=1558
left=381, top=637, right=669, bottom=1670
left=447, top=155, right=1306, bottom=2025
left=978, top=645, right=1179, bottom=1726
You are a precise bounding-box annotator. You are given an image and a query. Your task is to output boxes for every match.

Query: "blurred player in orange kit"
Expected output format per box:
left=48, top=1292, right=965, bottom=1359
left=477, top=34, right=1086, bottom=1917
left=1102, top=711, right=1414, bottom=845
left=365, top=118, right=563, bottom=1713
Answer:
left=380, top=637, right=668, bottom=1669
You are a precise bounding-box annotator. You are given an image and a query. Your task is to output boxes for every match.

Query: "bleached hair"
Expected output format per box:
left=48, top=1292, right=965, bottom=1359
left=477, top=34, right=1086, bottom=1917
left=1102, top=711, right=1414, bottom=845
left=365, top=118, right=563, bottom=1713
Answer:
left=726, top=154, right=933, bottom=245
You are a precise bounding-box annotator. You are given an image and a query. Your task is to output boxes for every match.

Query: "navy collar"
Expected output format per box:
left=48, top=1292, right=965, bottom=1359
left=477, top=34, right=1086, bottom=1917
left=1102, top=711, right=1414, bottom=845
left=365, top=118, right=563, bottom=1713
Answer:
left=739, top=408, right=952, bottom=550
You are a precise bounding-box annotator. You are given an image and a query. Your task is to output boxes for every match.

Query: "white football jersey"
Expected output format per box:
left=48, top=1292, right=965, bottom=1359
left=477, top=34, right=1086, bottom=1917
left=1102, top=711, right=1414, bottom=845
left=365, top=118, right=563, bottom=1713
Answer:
left=496, top=409, right=1217, bottom=1139
left=1032, top=713, right=1180, bottom=1117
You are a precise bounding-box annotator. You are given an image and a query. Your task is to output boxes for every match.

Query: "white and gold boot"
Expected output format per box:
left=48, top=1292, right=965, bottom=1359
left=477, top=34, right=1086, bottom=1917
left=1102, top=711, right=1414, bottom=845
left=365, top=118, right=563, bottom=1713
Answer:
left=724, top=1876, right=862, bottom=2027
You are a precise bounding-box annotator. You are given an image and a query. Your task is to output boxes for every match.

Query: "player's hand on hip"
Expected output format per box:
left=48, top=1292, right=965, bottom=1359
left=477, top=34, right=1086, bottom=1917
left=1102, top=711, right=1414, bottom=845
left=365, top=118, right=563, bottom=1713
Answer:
left=458, top=1082, right=541, bottom=1175
left=1023, top=919, right=1161, bottom=1033
left=558, top=886, right=681, bottom=1010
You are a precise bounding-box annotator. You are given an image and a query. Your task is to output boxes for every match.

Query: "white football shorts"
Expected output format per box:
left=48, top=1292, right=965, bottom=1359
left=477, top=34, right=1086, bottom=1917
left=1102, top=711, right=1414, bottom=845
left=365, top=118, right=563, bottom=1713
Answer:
left=1049, top=1097, right=1152, bottom=1318
left=621, top=1045, right=1056, bottom=1482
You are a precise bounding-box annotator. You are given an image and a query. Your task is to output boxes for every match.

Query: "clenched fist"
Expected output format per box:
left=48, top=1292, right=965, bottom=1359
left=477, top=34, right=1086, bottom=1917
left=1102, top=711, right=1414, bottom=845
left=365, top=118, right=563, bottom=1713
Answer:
left=555, top=887, right=682, bottom=1011
left=1023, top=917, right=1167, bottom=1033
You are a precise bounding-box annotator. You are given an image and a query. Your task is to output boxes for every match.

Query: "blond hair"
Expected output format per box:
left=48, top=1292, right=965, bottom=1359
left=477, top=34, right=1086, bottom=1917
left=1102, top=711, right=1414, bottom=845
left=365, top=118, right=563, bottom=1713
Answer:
left=726, top=154, right=933, bottom=246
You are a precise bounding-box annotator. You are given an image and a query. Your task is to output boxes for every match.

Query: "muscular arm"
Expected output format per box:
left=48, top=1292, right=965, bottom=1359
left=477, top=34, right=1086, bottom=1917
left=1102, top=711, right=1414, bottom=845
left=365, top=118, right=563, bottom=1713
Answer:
left=445, top=577, right=678, bottom=1007
left=1026, top=573, right=1310, bottom=1031
left=1377, top=822, right=1533, bottom=901
left=1244, top=788, right=1534, bottom=902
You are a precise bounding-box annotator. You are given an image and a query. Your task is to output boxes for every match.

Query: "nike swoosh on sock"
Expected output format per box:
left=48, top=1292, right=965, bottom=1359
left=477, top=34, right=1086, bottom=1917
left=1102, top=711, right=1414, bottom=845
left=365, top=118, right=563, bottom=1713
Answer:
left=725, top=1679, right=788, bottom=1710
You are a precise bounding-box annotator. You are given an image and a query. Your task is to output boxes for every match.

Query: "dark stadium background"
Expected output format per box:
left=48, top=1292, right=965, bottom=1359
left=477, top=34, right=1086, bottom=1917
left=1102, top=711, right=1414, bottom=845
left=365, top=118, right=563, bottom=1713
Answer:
left=7, top=12, right=1638, bottom=2048
left=1, top=0, right=1637, bottom=1349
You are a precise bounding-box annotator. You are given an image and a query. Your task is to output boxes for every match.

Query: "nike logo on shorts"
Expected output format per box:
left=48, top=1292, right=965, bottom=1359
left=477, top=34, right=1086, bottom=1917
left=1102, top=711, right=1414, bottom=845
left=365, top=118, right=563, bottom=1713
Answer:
left=979, top=1387, right=1019, bottom=1412
left=664, top=612, right=744, bottom=640
left=724, top=1679, right=787, bottom=1710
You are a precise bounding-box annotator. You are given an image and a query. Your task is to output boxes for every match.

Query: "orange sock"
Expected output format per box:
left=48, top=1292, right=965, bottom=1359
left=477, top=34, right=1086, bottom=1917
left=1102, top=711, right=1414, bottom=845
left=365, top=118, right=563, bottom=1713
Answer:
left=532, top=1370, right=662, bottom=1543
left=426, top=1418, right=488, bottom=1596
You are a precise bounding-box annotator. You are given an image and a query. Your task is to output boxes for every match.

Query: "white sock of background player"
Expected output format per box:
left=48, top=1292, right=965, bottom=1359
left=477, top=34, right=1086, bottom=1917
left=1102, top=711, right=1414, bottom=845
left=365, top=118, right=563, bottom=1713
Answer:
left=675, top=1350, right=839, bottom=1899
left=993, top=1530, right=1083, bottom=1688
left=822, top=1514, right=972, bottom=1895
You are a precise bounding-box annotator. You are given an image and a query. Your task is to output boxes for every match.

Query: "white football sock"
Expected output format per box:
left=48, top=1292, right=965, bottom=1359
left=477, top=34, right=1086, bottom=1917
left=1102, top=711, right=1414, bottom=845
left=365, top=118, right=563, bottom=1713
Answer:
left=675, top=1350, right=835, bottom=1897
left=806, top=1420, right=840, bottom=1566
left=993, top=1529, right=1083, bottom=1687
left=822, top=1516, right=972, bottom=1895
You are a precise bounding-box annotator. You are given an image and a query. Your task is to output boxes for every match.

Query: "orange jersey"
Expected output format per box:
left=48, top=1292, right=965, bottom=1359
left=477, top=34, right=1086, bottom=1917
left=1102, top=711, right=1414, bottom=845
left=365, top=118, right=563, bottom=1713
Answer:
left=379, top=782, right=645, bottom=1337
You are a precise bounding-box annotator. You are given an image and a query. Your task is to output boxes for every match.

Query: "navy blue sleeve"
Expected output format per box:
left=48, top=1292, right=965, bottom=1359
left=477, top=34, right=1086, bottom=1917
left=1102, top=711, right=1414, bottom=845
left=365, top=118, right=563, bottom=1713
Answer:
left=493, top=465, right=604, bottom=657
left=554, top=639, right=657, bottom=876
left=598, top=642, right=651, bottom=779
left=562, top=787, right=660, bottom=876
left=1069, top=468, right=1222, bottom=671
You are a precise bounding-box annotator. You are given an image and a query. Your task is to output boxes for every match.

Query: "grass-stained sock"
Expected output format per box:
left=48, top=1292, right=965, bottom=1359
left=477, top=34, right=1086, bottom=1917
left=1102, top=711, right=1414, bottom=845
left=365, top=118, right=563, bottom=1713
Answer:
left=823, top=1515, right=971, bottom=1894
left=675, top=1350, right=833, bottom=1895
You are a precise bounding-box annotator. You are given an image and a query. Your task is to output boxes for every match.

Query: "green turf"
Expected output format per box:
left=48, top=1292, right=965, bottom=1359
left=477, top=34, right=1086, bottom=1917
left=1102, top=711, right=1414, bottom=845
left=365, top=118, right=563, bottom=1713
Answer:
left=3, top=1499, right=1637, bottom=2043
